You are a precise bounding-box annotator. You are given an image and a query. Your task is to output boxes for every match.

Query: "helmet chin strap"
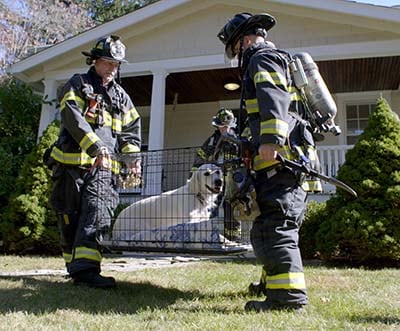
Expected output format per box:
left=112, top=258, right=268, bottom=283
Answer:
left=237, top=36, right=248, bottom=81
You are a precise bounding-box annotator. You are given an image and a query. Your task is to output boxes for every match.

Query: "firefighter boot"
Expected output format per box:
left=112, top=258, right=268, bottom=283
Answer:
left=245, top=299, right=304, bottom=313
left=72, top=270, right=116, bottom=289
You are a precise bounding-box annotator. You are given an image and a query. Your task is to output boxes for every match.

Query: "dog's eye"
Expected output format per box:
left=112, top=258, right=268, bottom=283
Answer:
left=204, top=170, right=211, bottom=176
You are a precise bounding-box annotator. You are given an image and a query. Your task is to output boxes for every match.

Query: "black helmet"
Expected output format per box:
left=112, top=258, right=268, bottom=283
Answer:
left=217, top=13, right=276, bottom=59
left=82, top=35, right=127, bottom=64
left=212, top=108, right=237, bottom=128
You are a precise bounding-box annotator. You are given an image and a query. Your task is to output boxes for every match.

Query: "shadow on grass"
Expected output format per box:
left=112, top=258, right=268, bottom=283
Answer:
left=0, top=276, right=202, bottom=314
left=350, top=314, right=400, bottom=325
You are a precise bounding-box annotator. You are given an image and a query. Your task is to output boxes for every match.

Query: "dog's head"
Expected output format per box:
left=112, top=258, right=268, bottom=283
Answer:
left=191, top=163, right=223, bottom=195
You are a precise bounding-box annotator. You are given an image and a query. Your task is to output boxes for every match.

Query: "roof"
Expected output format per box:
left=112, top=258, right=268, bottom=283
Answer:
left=7, top=0, right=400, bottom=103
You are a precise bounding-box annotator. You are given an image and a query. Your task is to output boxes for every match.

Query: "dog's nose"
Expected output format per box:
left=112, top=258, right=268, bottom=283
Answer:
left=215, top=179, right=223, bottom=187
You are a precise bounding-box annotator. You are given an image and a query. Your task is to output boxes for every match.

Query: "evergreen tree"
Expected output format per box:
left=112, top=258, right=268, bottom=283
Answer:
left=0, top=121, right=61, bottom=254
left=316, top=97, right=400, bottom=262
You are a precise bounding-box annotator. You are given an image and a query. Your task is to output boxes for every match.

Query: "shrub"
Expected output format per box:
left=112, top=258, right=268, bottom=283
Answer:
left=0, top=121, right=60, bottom=254
left=0, top=79, right=41, bottom=216
left=299, top=200, right=327, bottom=259
left=315, top=97, right=400, bottom=262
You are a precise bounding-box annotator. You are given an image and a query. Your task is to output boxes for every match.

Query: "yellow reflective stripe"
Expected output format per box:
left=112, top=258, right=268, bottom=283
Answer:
left=288, top=86, right=301, bottom=101
left=306, top=146, right=317, bottom=161
left=266, top=272, right=306, bottom=290
left=74, top=247, right=102, bottom=262
left=121, top=144, right=140, bottom=153
left=63, top=252, right=72, bottom=264
left=302, top=179, right=322, bottom=192
left=63, top=214, right=70, bottom=225
left=111, top=159, right=120, bottom=174
left=245, top=98, right=259, bottom=114
left=60, top=91, right=86, bottom=111
left=80, top=132, right=100, bottom=151
left=260, top=119, right=289, bottom=137
left=50, top=146, right=121, bottom=174
left=197, top=149, right=207, bottom=159
left=254, top=71, right=287, bottom=90
left=86, top=113, right=112, bottom=127
left=50, top=146, right=95, bottom=166
left=113, top=118, right=122, bottom=132
left=103, top=112, right=112, bottom=126
left=123, top=107, right=140, bottom=127
left=253, top=146, right=293, bottom=171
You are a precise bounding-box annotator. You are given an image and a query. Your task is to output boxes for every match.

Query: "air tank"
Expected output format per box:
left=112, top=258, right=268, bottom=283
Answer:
left=293, top=52, right=341, bottom=135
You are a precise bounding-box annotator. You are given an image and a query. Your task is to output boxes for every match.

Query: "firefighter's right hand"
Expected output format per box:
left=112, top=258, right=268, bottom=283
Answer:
left=95, top=147, right=112, bottom=170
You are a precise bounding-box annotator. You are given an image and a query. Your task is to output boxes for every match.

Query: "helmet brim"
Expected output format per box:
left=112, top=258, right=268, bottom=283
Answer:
left=81, top=51, right=127, bottom=63
left=224, top=13, right=276, bottom=59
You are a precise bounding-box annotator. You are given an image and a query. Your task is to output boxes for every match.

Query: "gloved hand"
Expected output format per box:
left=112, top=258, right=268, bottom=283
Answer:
left=94, top=146, right=112, bottom=170
left=125, top=158, right=141, bottom=175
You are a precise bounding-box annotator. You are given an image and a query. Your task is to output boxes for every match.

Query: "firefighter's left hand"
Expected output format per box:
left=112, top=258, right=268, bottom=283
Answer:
left=126, top=158, right=141, bottom=175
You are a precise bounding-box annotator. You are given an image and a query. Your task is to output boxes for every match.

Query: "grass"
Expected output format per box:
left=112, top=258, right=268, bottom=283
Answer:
left=0, top=255, right=399, bottom=331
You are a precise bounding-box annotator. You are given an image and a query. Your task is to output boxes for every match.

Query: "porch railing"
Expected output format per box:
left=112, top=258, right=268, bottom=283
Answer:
left=316, top=145, right=354, bottom=193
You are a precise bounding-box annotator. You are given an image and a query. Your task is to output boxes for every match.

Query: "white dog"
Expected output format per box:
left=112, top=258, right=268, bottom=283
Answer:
left=112, top=163, right=223, bottom=242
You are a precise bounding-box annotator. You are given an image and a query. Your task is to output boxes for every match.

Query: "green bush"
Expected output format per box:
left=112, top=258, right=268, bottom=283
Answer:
left=0, top=79, right=41, bottom=216
left=0, top=121, right=60, bottom=254
left=299, top=200, right=327, bottom=259
left=315, top=97, right=400, bottom=262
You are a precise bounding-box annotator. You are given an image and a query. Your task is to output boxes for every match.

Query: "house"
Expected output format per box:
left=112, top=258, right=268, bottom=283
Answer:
left=8, top=0, right=400, bottom=194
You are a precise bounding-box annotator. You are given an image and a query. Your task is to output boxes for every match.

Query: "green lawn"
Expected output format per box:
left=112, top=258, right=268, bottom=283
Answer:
left=0, top=255, right=399, bottom=331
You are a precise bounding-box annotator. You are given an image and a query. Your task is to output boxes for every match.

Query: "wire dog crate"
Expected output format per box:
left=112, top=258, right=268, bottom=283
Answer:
left=100, top=147, right=251, bottom=254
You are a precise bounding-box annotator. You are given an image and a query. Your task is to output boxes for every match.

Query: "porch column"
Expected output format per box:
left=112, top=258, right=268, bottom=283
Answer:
left=38, top=79, right=58, bottom=140
left=148, top=69, right=168, bottom=150
left=144, top=69, right=168, bottom=196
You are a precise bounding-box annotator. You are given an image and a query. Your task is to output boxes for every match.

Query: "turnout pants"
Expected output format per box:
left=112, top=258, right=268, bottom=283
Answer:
left=51, top=165, right=118, bottom=276
left=251, top=167, right=308, bottom=306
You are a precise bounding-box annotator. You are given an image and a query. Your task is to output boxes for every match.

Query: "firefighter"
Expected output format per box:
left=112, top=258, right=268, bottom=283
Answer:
left=192, top=108, right=240, bottom=240
left=218, top=13, right=320, bottom=311
left=192, top=108, right=238, bottom=169
left=48, top=35, right=141, bottom=288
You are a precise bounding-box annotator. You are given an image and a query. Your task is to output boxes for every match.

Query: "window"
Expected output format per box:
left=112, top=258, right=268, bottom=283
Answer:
left=346, top=103, right=375, bottom=145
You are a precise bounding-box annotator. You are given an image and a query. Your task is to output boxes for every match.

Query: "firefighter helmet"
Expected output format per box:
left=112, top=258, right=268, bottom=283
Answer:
left=217, top=13, right=276, bottom=59
left=212, top=108, right=237, bottom=128
left=82, top=35, right=127, bottom=64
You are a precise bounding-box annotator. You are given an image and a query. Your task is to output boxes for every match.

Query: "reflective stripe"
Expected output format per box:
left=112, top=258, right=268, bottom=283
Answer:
left=245, top=98, right=259, bottom=114
left=253, top=146, right=294, bottom=171
left=302, top=179, right=322, bottom=192
left=60, top=91, right=86, bottom=111
left=288, top=86, right=301, bottom=101
left=80, top=132, right=100, bottom=151
left=197, top=149, right=207, bottom=160
left=254, top=71, right=287, bottom=90
left=306, top=146, right=318, bottom=161
left=266, top=272, right=306, bottom=290
left=260, top=118, right=289, bottom=138
left=50, top=146, right=121, bottom=174
left=63, top=214, right=70, bottom=225
left=50, top=146, right=95, bottom=166
left=113, top=118, right=122, bottom=133
left=123, top=107, right=140, bottom=126
left=74, top=246, right=102, bottom=262
left=121, top=144, right=140, bottom=153
left=63, top=252, right=72, bottom=264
